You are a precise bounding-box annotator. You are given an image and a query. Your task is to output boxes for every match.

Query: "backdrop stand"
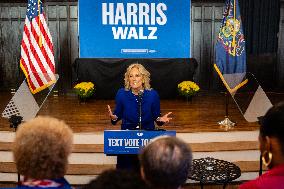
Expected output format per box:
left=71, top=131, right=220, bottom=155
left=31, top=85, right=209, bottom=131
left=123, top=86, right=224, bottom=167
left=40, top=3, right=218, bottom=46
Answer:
left=2, top=74, right=59, bottom=185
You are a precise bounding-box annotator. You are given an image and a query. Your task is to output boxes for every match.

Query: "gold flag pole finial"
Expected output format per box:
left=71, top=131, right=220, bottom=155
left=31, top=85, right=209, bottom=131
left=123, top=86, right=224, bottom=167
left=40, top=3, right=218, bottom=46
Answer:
left=38, top=0, right=42, bottom=47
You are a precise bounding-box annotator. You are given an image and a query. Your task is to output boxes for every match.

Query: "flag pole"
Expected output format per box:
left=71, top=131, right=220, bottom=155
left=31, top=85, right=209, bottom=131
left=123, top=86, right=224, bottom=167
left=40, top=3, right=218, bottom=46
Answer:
left=218, top=91, right=235, bottom=129
left=38, top=0, right=42, bottom=47
left=215, top=0, right=237, bottom=130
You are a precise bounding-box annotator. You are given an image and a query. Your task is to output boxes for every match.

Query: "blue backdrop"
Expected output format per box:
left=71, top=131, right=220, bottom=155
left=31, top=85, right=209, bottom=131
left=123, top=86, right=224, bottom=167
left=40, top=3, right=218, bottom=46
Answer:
left=79, top=0, right=191, bottom=58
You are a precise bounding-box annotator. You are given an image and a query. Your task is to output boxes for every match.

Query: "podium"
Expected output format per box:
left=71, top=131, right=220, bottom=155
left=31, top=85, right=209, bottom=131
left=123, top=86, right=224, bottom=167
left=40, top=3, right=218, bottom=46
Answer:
left=104, top=130, right=176, bottom=155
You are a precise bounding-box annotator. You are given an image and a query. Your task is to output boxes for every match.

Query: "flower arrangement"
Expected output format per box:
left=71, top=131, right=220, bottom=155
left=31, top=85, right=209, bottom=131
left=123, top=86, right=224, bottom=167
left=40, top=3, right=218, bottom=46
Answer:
left=177, top=81, right=200, bottom=97
left=74, top=82, right=95, bottom=99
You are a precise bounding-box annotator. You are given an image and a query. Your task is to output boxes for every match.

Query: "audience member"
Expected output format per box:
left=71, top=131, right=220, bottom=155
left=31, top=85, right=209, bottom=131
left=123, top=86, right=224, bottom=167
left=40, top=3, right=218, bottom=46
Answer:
left=82, top=169, right=149, bottom=189
left=240, top=102, right=284, bottom=189
left=140, top=136, right=192, bottom=189
left=12, top=116, right=73, bottom=189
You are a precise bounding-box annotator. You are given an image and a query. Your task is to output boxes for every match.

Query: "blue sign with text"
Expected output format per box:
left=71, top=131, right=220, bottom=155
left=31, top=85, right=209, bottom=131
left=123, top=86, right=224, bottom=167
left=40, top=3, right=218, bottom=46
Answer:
left=104, top=130, right=176, bottom=154
left=79, top=0, right=191, bottom=58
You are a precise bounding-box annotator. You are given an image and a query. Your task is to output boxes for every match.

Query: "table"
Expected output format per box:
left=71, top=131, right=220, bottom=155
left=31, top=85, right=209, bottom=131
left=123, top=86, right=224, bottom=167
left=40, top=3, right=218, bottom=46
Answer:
left=189, top=157, right=241, bottom=189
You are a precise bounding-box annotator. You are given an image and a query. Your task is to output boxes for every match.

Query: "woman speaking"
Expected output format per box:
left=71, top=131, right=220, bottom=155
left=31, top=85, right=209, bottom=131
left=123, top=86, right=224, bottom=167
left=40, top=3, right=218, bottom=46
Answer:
left=107, top=63, right=172, bottom=130
left=107, top=63, right=172, bottom=170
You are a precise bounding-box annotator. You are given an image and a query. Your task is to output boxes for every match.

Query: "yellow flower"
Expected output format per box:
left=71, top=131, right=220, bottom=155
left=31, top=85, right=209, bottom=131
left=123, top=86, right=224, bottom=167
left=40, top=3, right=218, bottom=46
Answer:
left=177, top=81, right=200, bottom=97
left=74, top=82, right=95, bottom=98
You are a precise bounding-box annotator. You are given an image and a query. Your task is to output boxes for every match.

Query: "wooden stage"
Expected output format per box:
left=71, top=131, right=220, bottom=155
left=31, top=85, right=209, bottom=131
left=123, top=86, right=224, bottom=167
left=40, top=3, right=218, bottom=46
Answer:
left=2, top=91, right=282, bottom=132
left=1, top=91, right=284, bottom=186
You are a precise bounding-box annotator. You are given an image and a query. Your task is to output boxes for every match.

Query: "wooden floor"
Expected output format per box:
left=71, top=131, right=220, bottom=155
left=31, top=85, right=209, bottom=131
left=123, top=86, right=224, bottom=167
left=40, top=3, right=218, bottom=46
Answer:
left=1, top=91, right=283, bottom=133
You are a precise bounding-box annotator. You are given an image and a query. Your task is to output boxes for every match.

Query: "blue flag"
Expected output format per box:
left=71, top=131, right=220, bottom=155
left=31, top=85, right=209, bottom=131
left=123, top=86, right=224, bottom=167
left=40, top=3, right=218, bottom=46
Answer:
left=214, top=0, right=247, bottom=94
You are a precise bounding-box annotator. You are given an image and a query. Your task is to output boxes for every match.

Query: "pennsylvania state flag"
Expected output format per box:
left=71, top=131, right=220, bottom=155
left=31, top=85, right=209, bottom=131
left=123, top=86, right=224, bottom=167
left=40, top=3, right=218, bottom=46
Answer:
left=214, top=0, right=247, bottom=95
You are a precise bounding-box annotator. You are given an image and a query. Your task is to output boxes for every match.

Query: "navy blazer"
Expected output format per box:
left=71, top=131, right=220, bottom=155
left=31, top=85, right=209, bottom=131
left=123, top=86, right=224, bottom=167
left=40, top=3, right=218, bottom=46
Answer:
left=111, top=88, right=162, bottom=130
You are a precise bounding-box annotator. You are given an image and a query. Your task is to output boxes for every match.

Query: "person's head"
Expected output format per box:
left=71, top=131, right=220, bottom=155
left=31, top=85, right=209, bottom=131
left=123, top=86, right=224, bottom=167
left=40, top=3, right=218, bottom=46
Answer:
left=140, top=136, right=192, bottom=189
left=259, top=102, right=284, bottom=169
left=82, top=169, right=149, bottom=189
left=124, top=63, right=151, bottom=91
left=13, top=116, right=73, bottom=179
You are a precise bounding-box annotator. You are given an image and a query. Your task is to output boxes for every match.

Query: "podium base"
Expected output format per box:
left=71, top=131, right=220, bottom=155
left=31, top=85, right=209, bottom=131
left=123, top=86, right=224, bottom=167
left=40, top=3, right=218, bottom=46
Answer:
left=218, top=116, right=236, bottom=130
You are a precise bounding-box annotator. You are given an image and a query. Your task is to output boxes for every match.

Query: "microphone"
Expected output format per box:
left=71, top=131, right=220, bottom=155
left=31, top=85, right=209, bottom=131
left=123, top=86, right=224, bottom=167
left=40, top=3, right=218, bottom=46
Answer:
left=138, top=89, right=144, bottom=98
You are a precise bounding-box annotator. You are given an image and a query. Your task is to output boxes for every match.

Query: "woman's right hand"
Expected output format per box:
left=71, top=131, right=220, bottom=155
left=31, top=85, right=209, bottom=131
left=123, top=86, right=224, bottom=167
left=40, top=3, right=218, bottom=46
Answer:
left=107, top=105, right=118, bottom=120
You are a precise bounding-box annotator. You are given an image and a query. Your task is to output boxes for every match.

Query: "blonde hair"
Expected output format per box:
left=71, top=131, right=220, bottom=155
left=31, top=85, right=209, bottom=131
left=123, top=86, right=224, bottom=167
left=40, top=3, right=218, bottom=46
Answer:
left=13, top=116, right=73, bottom=179
left=124, top=63, right=151, bottom=90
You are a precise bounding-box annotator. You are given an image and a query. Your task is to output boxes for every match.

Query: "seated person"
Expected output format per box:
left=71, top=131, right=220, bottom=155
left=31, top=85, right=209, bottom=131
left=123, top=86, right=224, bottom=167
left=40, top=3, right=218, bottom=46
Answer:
left=139, top=136, right=192, bottom=189
left=240, top=102, right=284, bottom=189
left=12, top=116, right=73, bottom=189
left=82, top=169, right=149, bottom=189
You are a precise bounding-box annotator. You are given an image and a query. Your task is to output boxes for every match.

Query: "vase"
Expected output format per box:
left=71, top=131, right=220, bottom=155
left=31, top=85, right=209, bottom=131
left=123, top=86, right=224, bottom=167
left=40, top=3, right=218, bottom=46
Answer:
left=78, top=96, right=87, bottom=104
left=186, top=96, right=193, bottom=103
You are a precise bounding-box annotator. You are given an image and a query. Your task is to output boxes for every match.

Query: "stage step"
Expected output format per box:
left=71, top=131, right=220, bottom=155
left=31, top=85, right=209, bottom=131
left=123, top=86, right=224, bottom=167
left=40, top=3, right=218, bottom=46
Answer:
left=0, top=141, right=258, bottom=153
left=0, top=130, right=263, bottom=185
left=0, top=161, right=264, bottom=175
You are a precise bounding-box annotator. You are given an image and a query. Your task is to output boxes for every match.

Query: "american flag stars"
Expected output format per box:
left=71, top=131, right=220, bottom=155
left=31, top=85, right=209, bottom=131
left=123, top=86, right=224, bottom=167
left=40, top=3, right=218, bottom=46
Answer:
left=27, top=0, right=43, bottom=21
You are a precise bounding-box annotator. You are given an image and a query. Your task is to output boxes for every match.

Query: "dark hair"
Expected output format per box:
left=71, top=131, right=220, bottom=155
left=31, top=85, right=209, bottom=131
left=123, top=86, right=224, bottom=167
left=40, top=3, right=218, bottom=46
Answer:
left=82, top=169, right=149, bottom=189
left=140, top=137, right=192, bottom=189
left=260, top=101, right=284, bottom=154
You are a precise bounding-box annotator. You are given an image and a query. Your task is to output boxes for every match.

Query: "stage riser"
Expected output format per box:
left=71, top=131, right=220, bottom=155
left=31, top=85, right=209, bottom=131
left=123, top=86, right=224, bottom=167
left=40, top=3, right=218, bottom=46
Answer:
left=0, top=150, right=261, bottom=165
left=0, top=130, right=263, bottom=185
left=0, top=130, right=259, bottom=143
left=0, top=141, right=259, bottom=153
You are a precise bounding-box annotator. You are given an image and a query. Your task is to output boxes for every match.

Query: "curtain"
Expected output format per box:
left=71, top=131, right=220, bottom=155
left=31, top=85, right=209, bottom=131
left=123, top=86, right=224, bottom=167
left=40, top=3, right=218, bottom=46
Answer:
left=73, top=58, right=198, bottom=99
left=239, top=0, right=280, bottom=55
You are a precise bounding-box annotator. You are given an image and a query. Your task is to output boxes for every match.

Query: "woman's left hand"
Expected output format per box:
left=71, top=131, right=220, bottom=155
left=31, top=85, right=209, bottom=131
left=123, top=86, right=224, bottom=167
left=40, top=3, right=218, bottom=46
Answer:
left=158, top=112, right=172, bottom=123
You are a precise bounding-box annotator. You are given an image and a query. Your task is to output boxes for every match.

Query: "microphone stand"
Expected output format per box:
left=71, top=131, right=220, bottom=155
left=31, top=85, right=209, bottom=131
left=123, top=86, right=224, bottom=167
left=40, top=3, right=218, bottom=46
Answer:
left=138, top=93, right=142, bottom=130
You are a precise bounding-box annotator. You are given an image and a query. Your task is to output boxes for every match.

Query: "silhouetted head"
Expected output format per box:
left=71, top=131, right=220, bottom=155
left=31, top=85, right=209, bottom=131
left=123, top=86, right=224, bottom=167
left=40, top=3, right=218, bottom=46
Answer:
left=140, top=136, right=192, bottom=189
left=13, top=116, right=73, bottom=179
left=83, top=169, right=149, bottom=189
left=259, top=102, right=284, bottom=168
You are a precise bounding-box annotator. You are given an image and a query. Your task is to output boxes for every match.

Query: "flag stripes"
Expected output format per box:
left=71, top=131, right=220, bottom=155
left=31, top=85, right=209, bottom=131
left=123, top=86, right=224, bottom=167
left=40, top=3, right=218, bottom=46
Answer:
left=20, top=0, right=55, bottom=94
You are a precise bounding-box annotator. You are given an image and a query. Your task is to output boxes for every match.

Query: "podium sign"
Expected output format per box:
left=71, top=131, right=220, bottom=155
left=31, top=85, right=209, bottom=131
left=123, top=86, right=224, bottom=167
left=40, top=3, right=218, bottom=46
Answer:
left=104, top=130, right=176, bottom=154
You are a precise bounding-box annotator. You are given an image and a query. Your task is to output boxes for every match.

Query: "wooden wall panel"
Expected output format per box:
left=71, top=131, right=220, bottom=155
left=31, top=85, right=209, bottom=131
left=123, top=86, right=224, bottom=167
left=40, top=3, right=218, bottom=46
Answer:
left=0, top=4, right=25, bottom=90
left=0, top=2, right=78, bottom=93
left=191, top=2, right=224, bottom=90
left=45, top=3, right=78, bottom=93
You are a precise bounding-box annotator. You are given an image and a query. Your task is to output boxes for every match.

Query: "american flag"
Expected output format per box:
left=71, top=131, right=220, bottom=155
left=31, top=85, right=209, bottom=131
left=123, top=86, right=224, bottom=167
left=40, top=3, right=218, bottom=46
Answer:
left=20, top=0, right=55, bottom=94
